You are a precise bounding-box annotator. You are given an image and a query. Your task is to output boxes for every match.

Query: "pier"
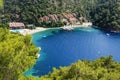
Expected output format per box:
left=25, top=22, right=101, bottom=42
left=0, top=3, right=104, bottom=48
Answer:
left=62, top=22, right=92, bottom=31
left=62, top=25, right=74, bottom=30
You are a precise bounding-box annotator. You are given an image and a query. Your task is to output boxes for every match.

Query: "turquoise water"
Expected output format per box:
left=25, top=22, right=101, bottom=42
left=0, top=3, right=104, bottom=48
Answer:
left=10, top=29, right=24, bottom=33
left=26, top=27, right=120, bottom=77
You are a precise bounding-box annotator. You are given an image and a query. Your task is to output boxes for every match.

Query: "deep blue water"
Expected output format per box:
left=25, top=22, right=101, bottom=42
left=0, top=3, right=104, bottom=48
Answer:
left=26, top=27, right=120, bottom=77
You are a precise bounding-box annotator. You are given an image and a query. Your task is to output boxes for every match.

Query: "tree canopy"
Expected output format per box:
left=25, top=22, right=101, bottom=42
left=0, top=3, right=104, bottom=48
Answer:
left=0, top=28, right=39, bottom=80
left=92, top=0, right=120, bottom=32
left=2, top=0, right=120, bottom=31
left=0, top=0, right=3, bottom=8
left=3, top=0, right=97, bottom=26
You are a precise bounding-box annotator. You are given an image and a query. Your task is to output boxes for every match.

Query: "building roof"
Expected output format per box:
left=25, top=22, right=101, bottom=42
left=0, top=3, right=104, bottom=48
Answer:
left=27, top=24, right=34, bottom=27
left=69, top=18, right=78, bottom=23
left=8, top=22, right=25, bottom=27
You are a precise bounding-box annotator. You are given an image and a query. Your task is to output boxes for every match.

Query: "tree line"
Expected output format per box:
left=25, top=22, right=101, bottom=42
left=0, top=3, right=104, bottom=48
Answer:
left=0, top=27, right=39, bottom=80
left=2, top=0, right=120, bottom=31
left=91, top=0, right=120, bottom=32
left=2, top=0, right=98, bottom=27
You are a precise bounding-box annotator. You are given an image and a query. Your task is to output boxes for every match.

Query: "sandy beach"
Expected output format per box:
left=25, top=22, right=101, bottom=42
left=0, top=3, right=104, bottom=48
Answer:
left=21, top=27, right=50, bottom=35
left=21, top=22, right=92, bottom=35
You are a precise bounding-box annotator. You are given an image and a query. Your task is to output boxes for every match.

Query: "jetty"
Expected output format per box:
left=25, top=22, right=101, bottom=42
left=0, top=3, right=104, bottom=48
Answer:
left=9, top=22, right=93, bottom=35
left=62, top=22, right=92, bottom=31
left=62, top=25, right=74, bottom=30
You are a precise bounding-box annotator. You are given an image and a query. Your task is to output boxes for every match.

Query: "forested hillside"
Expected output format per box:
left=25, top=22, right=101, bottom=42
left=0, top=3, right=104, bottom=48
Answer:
left=0, top=1, right=120, bottom=79
left=0, top=0, right=3, bottom=8
left=0, top=0, right=3, bottom=23
left=92, top=1, right=120, bottom=32
left=0, top=27, right=39, bottom=80
left=3, top=0, right=120, bottom=31
left=3, top=0, right=97, bottom=27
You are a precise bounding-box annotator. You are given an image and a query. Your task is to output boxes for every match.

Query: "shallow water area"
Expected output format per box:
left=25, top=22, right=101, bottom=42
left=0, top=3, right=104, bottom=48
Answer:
left=26, top=27, right=120, bottom=77
left=10, top=29, right=25, bottom=33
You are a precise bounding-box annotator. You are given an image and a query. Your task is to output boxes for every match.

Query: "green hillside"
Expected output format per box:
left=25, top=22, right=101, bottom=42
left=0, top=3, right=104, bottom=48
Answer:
left=3, top=0, right=99, bottom=27
left=0, top=0, right=3, bottom=8
left=2, top=0, right=120, bottom=31
left=0, top=28, right=39, bottom=80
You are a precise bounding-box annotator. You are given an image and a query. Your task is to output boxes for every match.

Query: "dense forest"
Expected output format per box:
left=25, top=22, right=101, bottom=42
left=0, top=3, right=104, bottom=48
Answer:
left=0, top=0, right=3, bottom=22
left=0, top=0, right=3, bottom=7
left=91, top=0, right=120, bottom=32
left=2, top=0, right=120, bottom=31
left=3, top=0, right=96, bottom=27
left=0, top=27, right=39, bottom=80
left=0, top=0, right=120, bottom=79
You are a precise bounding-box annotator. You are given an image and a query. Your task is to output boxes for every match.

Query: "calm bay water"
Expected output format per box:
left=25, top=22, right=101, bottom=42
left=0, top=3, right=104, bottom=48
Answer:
left=26, top=27, right=120, bottom=77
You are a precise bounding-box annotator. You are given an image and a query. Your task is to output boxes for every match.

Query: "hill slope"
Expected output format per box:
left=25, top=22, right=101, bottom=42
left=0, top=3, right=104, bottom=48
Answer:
left=2, top=0, right=120, bottom=31
left=3, top=0, right=97, bottom=26
left=0, top=0, right=3, bottom=8
left=92, top=1, right=120, bottom=32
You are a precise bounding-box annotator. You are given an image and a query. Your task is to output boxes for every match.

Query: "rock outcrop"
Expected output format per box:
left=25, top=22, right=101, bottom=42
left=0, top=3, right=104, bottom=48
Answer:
left=39, top=13, right=88, bottom=25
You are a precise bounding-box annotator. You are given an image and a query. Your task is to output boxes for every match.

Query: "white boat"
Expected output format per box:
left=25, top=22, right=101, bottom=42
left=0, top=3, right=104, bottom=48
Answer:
left=36, top=54, right=40, bottom=58
left=43, top=36, right=46, bottom=37
left=106, top=33, right=110, bottom=36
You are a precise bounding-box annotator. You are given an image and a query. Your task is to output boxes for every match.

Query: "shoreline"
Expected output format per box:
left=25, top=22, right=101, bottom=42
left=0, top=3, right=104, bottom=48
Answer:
left=21, top=22, right=92, bottom=35
left=92, top=26, right=120, bottom=33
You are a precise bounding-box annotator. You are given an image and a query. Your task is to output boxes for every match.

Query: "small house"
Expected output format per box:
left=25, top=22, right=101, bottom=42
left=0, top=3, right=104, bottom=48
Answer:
left=8, top=22, right=25, bottom=29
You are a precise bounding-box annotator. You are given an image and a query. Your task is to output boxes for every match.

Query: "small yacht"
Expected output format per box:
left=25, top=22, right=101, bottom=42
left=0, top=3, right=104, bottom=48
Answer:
left=43, top=36, right=46, bottom=38
left=106, top=33, right=110, bottom=36
left=36, top=54, right=40, bottom=58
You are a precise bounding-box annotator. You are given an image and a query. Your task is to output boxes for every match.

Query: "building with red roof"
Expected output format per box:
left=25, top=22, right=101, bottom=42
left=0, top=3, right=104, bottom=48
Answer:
left=8, top=22, right=25, bottom=29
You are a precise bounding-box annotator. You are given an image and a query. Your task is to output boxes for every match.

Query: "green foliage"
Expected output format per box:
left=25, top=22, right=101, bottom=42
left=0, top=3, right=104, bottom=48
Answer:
left=0, top=28, right=39, bottom=80
left=3, top=0, right=120, bottom=30
left=1, top=0, right=120, bottom=30
left=19, top=56, right=120, bottom=80
left=0, top=0, right=3, bottom=21
left=3, top=0, right=96, bottom=26
left=0, top=0, right=3, bottom=8
left=92, top=1, right=120, bottom=32
left=0, top=28, right=120, bottom=80
left=43, top=56, right=120, bottom=80
left=41, top=21, right=65, bottom=28
left=0, top=23, right=9, bottom=28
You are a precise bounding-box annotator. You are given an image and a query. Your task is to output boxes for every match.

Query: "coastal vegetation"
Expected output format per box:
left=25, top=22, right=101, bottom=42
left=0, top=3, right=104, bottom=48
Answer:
left=0, top=28, right=39, bottom=80
left=0, top=0, right=120, bottom=80
left=20, top=56, right=120, bottom=80
left=0, top=0, right=3, bottom=8
left=2, top=0, right=120, bottom=31
left=92, top=1, right=120, bottom=32
left=0, top=26, right=120, bottom=80
left=3, top=0, right=92, bottom=27
left=0, top=23, right=8, bottom=28
left=0, top=0, right=3, bottom=20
